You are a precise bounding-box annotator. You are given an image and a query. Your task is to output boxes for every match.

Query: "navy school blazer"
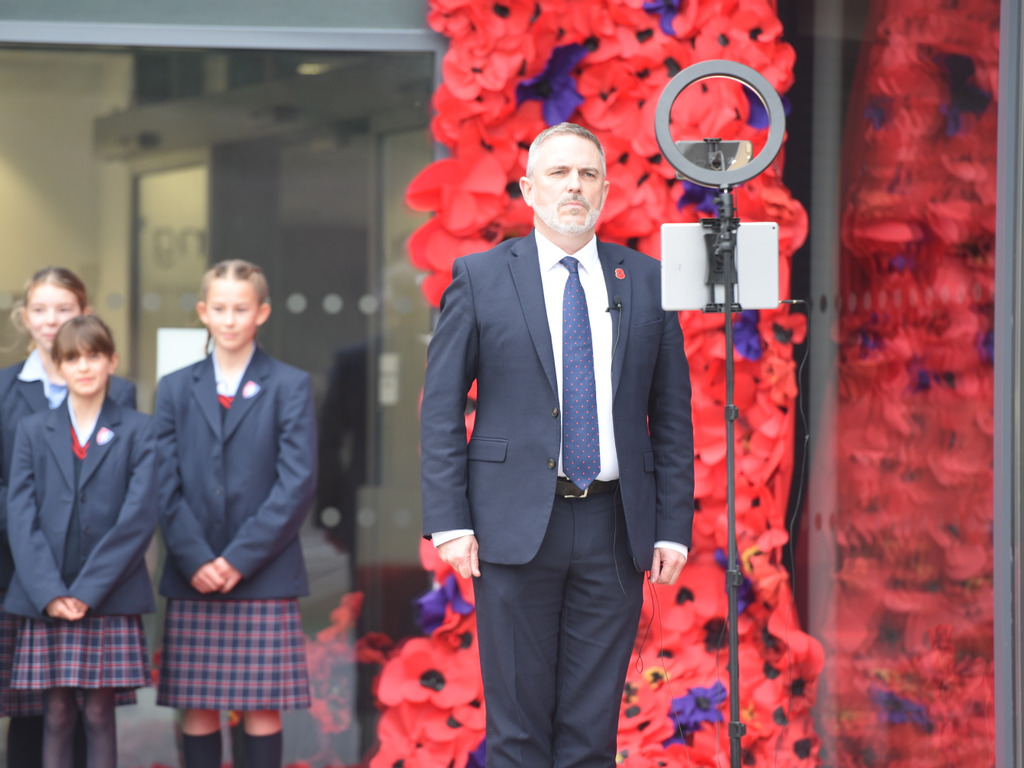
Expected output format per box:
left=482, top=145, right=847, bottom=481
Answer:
left=3, top=398, right=157, bottom=619
left=153, top=346, right=317, bottom=600
left=0, top=361, right=136, bottom=591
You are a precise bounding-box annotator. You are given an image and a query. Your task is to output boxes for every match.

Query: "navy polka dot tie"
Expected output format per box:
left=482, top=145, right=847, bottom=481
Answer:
left=560, top=256, right=600, bottom=490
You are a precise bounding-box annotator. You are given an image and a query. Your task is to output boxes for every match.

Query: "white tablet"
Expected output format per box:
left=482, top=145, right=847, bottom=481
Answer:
left=661, top=221, right=780, bottom=311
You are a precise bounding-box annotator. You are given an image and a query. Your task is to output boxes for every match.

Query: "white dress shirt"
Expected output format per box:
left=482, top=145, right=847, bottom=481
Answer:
left=535, top=230, right=618, bottom=481
left=18, top=349, right=67, bottom=409
left=211, top=343, right=256, bottom=397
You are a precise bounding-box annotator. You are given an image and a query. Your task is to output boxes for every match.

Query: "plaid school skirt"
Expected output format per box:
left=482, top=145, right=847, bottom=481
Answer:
left=156, top=598, right=310, bottom=711
left=11, top=614, right=150, bottom=692
left=0, top=605, right=44, bottom=716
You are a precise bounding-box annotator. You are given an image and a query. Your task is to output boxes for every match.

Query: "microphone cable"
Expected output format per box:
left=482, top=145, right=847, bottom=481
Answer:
left=607, top=296, right=624, bottom=359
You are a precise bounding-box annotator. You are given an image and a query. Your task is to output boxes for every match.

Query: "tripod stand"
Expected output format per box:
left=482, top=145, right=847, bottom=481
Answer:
left=699, top=182, right=746, bottom=768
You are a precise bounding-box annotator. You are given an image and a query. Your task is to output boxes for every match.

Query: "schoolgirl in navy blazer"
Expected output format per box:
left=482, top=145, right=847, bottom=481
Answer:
left=0, top=367, right=135, bottom=595
left=3, top=397, right=156, bottom=619
left=154, top=345, right=316, bottom=600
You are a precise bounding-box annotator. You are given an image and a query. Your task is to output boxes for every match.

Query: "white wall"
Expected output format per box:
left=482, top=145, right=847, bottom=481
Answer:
left=0, top=49, right=132, bottom=370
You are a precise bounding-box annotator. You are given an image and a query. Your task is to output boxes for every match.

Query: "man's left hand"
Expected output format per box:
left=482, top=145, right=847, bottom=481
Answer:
left=649, top=546, right=687, bottom=585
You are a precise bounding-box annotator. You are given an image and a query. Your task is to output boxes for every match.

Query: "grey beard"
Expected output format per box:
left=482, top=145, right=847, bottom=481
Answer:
left=534, top=198, right=601, bottom=236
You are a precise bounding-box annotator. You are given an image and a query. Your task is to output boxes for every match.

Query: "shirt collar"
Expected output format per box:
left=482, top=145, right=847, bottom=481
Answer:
left=534, top=229, right=600, bottom=276
left=67, top=398, right=96, bottom=446
left=211, top=343, right=256, bottom=397
left=18, top=349, right=67, bottom=409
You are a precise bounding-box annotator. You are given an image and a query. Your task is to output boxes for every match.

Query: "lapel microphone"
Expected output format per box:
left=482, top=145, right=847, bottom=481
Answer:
left=607, top=296, right=623, bottom=357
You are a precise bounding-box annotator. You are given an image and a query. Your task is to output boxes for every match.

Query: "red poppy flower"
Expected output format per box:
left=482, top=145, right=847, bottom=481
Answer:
left=356, top=631, right=395, bottom=667
left=617, top=673, right=676, bottom=755
left=772, top=712, right=821, bottom=768
left=408, top=218, right=500, bottom=307
left=616, top=740, right=692, bottom=768
left=576, top=60, right=645, bottom=135
left=441, top=46, right=526, bottom=103
left=428, top=0, right=535, bottom=57
left=451, top=106, right=546, bottom=181
left=422, top=697, right=486, bottom=754
left=370, top=701, right=471, bottom=768
left=431, top=84, right=516, bottom=146
left=377, top=636, right=482, bottom=710
left=406, top=153, right=509, bottom=237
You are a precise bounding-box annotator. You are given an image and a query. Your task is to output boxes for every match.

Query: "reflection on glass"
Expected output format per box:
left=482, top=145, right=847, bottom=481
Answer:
left=807, top=0, right=998, bottom=765
left=0, top=45, right=433, bottom=765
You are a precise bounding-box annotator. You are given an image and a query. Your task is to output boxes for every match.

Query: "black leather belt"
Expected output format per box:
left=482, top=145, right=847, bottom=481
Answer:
left=555, top=477, right=619, bottom=499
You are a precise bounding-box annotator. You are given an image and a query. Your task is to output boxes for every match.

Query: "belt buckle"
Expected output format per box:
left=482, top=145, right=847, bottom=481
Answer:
left=564, top=483, right=588, bottom=499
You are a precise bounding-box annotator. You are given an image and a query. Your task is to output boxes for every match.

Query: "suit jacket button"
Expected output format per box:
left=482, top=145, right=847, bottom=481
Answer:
left=552, top=407, right=559, bottom=417
left=79, top=493, right=87, bottom=503
left=547, top=459, right=556, bottom=469
left=214, top=487, right=223, bottom=496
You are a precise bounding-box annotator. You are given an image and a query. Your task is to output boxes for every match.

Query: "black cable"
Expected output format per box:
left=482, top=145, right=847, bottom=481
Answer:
left=775, top=298, right=811, bottom=766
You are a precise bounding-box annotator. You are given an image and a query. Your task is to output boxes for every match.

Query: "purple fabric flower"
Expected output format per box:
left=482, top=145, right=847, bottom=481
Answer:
left=745, top=88, right=789, bottom=129
left=516, top=44, right=587, bottom=126
left=865, top=96, right=890, bottom=130
left=642, top=0, right=681, bottom=38
left=733, top=310, right=763, bottom=361
left=666, top=681, right=728, bottom=737
left=714, top=548, right=753, bottom=613
left=936, top=53, right=991, bottom=136
left=977, top=329, right=994, bottom=364
left=911, top=368, right=931, bottom=392
left=868, top=686, right=933, bottom=731
left=678, top=180, right=718, bottom=216
left=415, top=574, right=475, bottom=635
left=745, top=87, right=770, bottom=130
left=466, top=739, right=487, bottom=768
left=858, top=328, right=882, bottom=353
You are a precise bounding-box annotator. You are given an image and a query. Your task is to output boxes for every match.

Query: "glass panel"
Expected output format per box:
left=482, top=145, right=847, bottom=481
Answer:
left=801, top=0, right=999, bottom=764
left=0, top=45, right=433, bottom=766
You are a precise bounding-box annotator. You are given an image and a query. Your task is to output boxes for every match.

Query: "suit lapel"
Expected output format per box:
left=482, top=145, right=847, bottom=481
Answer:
left=44, top=406, right=76, bottom=492
left=191, top=357, right=222, bottom=440
left=509, top=236, right=558, bottom=399
left=78, top=399, right=121, bottom=489
left=223, top=348, right=269, bottom=441
left=597, top=242, right=632, bottom=395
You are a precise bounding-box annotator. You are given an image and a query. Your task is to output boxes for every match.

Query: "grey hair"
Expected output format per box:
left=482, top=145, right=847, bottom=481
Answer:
left=524, top=122, right=606, bottom=178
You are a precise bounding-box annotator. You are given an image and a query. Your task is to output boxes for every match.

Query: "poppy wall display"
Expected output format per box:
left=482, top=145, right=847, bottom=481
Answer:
left=381, top=0, right=820, bottom=767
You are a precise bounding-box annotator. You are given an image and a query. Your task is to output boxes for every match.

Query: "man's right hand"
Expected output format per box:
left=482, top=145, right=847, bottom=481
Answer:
left=437, top=534, right=481, bottom=579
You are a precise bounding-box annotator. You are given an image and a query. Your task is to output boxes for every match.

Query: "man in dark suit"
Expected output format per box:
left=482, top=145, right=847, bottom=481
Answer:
left=420, top=122, right=694, bottom=768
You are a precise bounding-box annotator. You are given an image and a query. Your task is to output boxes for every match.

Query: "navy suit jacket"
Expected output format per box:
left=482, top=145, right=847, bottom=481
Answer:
left=154, top=346, right=317, bottom=600
left=420, top=232, right=694, bottom=569
left=0, top=361, right=135, bottom=591
left=4, top=399, right=157, bottom=618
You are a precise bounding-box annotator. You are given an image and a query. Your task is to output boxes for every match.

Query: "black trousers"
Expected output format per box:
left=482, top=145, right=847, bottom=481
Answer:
left=473, top=491, right=644, bottom=768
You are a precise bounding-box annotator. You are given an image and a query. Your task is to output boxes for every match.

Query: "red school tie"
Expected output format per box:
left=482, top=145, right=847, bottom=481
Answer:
left=218, top=394, right=234, bottom=410
left=70, top=427, right=89, bottom=460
